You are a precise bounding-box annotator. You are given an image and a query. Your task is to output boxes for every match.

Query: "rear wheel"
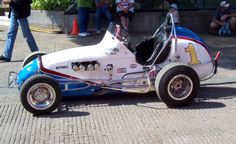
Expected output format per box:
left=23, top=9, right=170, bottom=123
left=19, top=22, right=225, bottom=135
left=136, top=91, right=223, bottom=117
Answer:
left=155, top=63, right=200, bottom=107
left=20, top=75, right=61, bottom=115
left=22, top=51, right=46, bottom=68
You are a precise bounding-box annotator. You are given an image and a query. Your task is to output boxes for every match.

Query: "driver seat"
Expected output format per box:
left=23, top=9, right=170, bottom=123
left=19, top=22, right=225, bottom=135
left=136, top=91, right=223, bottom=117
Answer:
left=135, top=37, right=169, bottom=65
left=135, top=37, right=155, bottom=65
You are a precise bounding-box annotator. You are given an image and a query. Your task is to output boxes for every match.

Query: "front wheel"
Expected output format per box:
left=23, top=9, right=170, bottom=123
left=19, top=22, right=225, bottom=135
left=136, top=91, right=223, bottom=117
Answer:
left=155, top=63, right=200, bottom=107
left=20, top=75, right=62, bottom=115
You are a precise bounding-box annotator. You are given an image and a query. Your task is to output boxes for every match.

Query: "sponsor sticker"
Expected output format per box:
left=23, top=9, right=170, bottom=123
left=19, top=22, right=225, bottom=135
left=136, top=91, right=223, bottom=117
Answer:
left=117, top=68, right=127, bottom=73
left=130, top=64, right=137, bottom=69
left=56, top=66, right=68, bottom=69
left=149, top=70, right=157, bottom=77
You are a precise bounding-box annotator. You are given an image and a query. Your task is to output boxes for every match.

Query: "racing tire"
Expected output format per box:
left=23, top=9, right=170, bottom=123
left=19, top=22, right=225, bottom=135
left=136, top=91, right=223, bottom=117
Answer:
left=22, top=51, right=46, bottom=68
left=155, top=63, right=200, bottom=107
left=20, top=75, right=62, bottom=115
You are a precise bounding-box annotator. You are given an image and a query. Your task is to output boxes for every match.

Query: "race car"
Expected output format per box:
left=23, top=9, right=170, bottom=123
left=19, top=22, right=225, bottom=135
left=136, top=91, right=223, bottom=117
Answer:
left=9, top=14, right=220, bottom=115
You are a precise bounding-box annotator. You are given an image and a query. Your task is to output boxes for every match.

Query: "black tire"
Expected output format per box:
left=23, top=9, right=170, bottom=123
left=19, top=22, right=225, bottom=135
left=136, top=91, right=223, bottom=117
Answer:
left=22, top=51, right=46, bottom=68
left=20, top=75, right=61, bottom=115
left=155, top=63, right=200, bottom=107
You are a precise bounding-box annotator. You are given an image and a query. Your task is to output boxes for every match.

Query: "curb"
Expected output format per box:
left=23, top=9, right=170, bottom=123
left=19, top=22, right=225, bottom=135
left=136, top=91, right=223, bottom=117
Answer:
left=29, top=26, right=63, bottom=34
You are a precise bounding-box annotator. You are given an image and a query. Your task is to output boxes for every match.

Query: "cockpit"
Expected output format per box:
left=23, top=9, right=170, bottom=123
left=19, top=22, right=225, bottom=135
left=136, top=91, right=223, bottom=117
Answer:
left=107, top=14, right=176, bottom=66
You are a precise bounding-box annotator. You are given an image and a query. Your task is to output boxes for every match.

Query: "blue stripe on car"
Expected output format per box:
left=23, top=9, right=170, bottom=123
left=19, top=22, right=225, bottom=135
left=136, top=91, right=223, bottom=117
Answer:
left=176, top=27, right=207, bottom=46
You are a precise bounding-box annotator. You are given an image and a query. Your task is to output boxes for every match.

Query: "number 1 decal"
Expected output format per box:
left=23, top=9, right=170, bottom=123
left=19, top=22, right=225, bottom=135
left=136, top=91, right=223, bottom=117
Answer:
left=185, top=43, right=200, bottom=65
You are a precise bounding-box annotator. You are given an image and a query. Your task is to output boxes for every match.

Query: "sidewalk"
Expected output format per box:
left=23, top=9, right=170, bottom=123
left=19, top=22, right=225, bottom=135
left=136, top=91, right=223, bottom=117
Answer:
left=0, top=25, right=236, bottom=144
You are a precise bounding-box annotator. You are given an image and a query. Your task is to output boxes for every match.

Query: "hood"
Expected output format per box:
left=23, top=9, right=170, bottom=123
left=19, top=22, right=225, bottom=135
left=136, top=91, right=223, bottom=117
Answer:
left=42, top=44, right=107, bottom=66
left=42, top=31, right=123, bottom=68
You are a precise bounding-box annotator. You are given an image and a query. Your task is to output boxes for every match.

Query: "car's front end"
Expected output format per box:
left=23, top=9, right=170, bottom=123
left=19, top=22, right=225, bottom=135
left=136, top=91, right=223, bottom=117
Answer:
left=17, top=58, right=40, bottom=88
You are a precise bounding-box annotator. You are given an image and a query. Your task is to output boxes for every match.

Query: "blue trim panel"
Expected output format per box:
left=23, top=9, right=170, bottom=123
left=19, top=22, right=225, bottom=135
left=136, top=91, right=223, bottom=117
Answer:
left=176, top=27, right=208, bottom=46
left=175, top=26, right=212, bottom=55
left=43, top=73, right=102, bottom=97
left=17, top=59, right=39, bottom=88
left=62, top=86, right=102, bottom=97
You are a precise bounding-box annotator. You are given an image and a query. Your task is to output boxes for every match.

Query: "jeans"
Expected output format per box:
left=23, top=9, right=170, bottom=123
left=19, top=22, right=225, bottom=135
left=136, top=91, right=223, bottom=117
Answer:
left=95, top=7, right=112, bottom=31
left=78, top=7, right=90, bottom=33
left=3, top=12, right=38, bottom=60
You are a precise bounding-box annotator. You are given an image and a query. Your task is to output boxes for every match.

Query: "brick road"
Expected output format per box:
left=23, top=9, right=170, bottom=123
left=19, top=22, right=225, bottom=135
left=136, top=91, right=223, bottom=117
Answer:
left=0, top=26, right=236, bottom=144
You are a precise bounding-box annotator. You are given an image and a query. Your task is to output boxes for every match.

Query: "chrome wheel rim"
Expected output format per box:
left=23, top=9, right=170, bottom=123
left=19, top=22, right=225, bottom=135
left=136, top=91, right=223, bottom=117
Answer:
left=167, top=74, right=193, bottom=101
left=27, top=83, right=56, bottom=110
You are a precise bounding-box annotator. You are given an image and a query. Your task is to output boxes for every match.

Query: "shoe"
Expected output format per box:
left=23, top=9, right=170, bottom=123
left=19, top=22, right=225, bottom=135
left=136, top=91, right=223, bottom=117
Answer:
left=79, top=33, right=88, bottom=37
left=85, top=32, right=90, bottom=36
left=96, top=30, right=101, bottom=34
left=0, top=55, right=10, bottom=62
left=124, top=28, right=129, bottom=33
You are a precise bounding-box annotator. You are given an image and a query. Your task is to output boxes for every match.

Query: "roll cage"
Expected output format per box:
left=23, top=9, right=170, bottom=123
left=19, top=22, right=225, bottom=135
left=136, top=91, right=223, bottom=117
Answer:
left=134, top=13, right=177, bottom=66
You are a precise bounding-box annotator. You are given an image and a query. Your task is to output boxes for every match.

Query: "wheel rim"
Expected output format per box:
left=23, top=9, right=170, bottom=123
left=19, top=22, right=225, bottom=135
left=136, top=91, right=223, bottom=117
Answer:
left=167, top=74, right=193, bottom=101
left=27, top=83, right=56, bottom=110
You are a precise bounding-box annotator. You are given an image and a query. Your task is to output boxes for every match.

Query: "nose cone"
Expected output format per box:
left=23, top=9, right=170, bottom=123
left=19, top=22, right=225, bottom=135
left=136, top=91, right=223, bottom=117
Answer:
left=17, top=59, right=40, bottom=88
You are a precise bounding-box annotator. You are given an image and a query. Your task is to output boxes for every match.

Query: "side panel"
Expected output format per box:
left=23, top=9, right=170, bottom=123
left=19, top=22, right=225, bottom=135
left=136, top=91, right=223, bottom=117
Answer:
left=176, top=38, right=214, bottom=79
left=40, top=31, right=144, bottom=85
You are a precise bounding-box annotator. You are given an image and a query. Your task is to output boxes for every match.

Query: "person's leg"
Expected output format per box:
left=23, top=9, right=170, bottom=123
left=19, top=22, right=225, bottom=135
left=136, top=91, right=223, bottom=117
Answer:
left=84, top=8, right=90, bottom=33
left=78, top=8, right=86, bottom=33
left=210, top=22, right=220, bottom=29
left=120, top=16, right=127, bottom=29
left=229, top=17, right=236, bottom=33
left=126, top=11, right=134, bottom=30
left=95, top=8, right=102, bottom=32
left=3, top=13, right=19, bottom=60
left=119, top=12, right=127, bottom=29
left=18, top=18, right=39, bottom=52
left=128, top=11, right=133, bottom=21
left=209, top=21, right=220, bottom=35
left=104, top=7, right=112, bottom=24
left=125, top=18, right=129, bottom=30
left=124, top=13, right=129, bottom=30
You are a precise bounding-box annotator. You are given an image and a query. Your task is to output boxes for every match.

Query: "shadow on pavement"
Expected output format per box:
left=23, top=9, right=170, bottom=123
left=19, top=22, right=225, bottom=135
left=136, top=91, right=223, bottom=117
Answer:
left=35, top=110, right=90, bottom=118
left=34, top=104, right=90, bottom=118
left=179, top=86, right=236, bottom=110
left=198, top=86, right=236, bottom=100
left=181, top=86, right=236, bottom=110
left=11, top=60, right=23, bottom=63
left=0, top=60, right=23, bottom=63
left=34, top=93, right=158, bottom=117
left=201, top=80, right=236, bottom=86
left=179, top=101, right=226, bottom=110
left=61, top=92, right=158, bottom=107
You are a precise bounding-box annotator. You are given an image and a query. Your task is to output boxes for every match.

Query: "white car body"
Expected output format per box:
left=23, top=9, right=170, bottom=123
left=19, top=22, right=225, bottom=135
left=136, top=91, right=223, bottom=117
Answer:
left=12, top=14, right=220, bottom=114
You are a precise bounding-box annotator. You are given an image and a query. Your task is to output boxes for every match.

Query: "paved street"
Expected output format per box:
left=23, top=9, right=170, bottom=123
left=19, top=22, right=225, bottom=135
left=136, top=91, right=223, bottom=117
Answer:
left=0, top=26, right=236, bottom=144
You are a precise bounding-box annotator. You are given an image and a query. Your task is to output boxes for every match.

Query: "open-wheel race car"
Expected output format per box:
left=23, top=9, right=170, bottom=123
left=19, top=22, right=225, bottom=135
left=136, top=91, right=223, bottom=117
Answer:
left=9, top=14, right=220, bottom=115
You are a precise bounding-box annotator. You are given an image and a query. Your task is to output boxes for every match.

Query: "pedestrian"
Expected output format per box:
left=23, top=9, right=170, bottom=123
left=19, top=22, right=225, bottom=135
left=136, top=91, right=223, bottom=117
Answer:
left=209, top=0, right=236, bottom=35
left=95, top=0, right=113, bottom=34
left=77, top=0, right=93, bottom=37
left=0, top=0, right=39, bottom=63
left=167, top=4, right=180, bottom=25
left=116, top=0, right=135, bottom=32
